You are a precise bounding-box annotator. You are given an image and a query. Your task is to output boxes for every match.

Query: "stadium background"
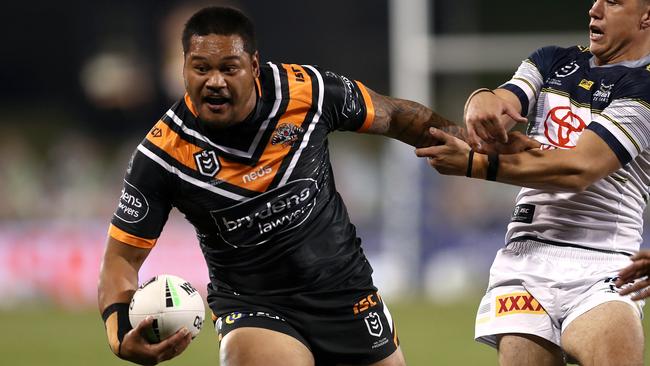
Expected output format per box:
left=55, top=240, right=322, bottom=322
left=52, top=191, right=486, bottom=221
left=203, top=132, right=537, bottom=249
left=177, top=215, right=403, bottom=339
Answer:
left=0, top=0, right=648, bottom=364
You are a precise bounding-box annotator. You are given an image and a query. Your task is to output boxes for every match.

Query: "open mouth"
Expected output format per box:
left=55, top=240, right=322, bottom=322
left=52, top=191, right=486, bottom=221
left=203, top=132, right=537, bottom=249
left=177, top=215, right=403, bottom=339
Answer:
left=204, top=95, right=230, bottom=106
left=589, top=25, right=604, bottom=40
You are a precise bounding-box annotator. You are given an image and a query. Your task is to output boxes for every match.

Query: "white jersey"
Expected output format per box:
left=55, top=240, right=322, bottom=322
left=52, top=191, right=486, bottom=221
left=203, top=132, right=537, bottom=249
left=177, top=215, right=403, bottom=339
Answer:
left=501, top=46, right=650, bottom=254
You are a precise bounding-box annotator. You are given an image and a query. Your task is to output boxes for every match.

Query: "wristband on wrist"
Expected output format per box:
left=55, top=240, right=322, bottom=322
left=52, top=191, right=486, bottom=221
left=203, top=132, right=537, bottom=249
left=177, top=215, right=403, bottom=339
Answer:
left=102, top=303, right=132, bottom=357
left=464, top=88, right=495, bottom=114
left=466, top=149, right=475, bottom=178
left=486, top=153, right=499, bottom=181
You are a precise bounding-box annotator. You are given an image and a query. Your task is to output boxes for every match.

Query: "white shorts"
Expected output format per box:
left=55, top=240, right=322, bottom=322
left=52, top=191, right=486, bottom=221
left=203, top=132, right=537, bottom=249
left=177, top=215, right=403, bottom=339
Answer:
left=475, top=239, right=645, bottom=348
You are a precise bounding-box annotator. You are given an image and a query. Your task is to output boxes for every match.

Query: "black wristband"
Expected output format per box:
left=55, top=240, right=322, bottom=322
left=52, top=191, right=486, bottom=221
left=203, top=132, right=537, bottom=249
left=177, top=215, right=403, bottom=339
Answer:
left=466, top=149, right=475, bottom=177
left=102, top=303, right=133, bottom=355
left=486, top=153, right=499, bottom=181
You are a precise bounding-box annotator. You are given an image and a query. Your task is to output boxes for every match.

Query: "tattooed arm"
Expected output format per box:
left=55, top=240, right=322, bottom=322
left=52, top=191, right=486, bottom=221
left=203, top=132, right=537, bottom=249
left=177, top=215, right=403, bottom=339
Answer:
left=363, top=88, right=464, bottom=148
left=364, top=88, right=538, bottom=154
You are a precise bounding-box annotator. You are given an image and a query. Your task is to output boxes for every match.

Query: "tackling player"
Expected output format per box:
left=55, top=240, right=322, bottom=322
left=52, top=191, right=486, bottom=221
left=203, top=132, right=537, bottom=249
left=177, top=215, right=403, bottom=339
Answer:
left=416, top=0, right=650, bottom=365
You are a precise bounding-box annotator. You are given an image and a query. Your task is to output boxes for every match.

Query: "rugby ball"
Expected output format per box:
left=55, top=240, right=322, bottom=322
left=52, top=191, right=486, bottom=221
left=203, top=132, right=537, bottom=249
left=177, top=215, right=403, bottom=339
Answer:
left=129, top=274, right=205, bottom=342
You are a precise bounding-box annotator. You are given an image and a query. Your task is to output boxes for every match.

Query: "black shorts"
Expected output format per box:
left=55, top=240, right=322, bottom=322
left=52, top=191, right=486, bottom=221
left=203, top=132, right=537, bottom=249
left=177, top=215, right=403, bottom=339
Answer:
left=210, top=271, right=399, bottom=365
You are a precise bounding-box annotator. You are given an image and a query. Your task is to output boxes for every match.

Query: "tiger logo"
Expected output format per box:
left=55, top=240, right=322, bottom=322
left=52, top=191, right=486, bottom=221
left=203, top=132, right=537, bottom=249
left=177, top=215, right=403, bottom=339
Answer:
left=272, top=123, right=304, bottom=147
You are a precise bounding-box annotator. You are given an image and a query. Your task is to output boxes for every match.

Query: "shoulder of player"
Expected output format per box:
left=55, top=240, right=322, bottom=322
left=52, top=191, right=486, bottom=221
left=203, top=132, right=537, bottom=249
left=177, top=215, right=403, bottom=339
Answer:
left=526, top=45, right=588, bottom=71
left=613, top=65, right=650, bottom=100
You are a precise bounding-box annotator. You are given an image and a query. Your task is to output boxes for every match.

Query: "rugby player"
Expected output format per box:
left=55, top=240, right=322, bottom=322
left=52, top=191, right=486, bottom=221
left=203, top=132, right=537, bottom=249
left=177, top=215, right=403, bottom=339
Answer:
left=97, top=6, right=534, bottom=366
left=415, top=0, right=650, bottom=365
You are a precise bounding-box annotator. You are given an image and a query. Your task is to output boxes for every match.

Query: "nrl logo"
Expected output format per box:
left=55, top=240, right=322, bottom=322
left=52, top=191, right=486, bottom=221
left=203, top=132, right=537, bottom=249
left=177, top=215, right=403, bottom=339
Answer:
left=194, top=150, right=221, bottom=177
left=272, top=123, right=304, bottom=147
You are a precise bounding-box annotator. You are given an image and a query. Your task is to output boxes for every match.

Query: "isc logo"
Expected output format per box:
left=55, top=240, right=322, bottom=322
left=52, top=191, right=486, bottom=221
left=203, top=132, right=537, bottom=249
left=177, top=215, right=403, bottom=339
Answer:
left=353, top=293, right=379, bottom=315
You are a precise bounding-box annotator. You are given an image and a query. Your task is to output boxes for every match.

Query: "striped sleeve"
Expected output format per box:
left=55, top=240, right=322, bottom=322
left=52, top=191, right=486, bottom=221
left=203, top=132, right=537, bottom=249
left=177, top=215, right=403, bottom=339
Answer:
left=589, top=99, right=650, bottom=165
left=587, top=71, right=650, bottom=165
left=500, top=60, right=542, bottom=117
left=500, top=46, right=563, bottom=117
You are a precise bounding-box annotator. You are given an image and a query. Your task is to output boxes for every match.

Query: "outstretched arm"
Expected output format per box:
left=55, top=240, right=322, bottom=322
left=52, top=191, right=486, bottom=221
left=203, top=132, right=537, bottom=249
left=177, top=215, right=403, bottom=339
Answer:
left=98, top=237, right=191, bottom=365
left=415, top=128, right=620, bottom=192
left=361, top=87, right=536, bottom=153
left=362, top=88, right=464, bottom=148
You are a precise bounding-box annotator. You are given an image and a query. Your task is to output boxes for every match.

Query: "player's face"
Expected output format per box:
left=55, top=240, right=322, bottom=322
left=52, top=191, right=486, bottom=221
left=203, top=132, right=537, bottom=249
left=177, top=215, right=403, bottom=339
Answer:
left=589, top=0, right=650, bottom=65
left=183, top=34, right=260, bottom=128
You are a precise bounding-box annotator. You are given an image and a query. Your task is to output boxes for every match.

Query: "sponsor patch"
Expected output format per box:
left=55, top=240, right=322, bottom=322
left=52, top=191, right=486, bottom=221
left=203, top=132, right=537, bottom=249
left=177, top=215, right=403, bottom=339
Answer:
left=210, top=179, right=319, bottom=247
left=495, top=292, right=545, bottom=317
left=353, top=293, right=380, bottom=315
left=511, top=204, right=535, bottom=224
left=324, top=71, right=363, bottom=119
left=243, top=165, right=272, bottom=184
left=115, top=180, right=149, bottom=223
left=543, top=106, right=586, bottom=148
left=578, top=79, right=594, bottom=90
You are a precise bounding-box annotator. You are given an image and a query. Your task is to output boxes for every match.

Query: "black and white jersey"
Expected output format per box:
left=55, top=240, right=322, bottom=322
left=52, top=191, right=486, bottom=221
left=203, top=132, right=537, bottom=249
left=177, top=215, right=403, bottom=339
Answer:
left=503, top=46, right=650, bottom=254
left=109, top=62, right=376, bottom=295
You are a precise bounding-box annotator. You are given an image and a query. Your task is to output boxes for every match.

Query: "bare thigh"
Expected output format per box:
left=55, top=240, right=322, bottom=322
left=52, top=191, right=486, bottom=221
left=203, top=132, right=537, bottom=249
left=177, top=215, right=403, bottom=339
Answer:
left=337, top=346, right=406, bottom=366
left=497, top=334, right=565, bottom=366
left=561, top=301, right=644, bottom=366
left=220, top=327, right=315, bottom=366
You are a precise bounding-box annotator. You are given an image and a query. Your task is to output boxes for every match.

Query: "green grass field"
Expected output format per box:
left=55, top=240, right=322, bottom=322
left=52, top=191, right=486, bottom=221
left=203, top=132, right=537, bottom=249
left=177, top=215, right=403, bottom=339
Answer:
left=1, top=298, right=648, bottom=365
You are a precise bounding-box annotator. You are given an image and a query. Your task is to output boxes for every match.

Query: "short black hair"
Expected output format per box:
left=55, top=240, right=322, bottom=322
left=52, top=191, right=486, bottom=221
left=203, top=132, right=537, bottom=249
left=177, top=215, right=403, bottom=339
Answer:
left=182, top=6, right=257, bottom=55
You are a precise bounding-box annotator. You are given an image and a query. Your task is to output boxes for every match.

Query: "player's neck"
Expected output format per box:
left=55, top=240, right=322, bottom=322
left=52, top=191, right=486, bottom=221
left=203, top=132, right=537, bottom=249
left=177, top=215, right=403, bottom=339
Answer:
left=595, top=37, right=650, bottom=66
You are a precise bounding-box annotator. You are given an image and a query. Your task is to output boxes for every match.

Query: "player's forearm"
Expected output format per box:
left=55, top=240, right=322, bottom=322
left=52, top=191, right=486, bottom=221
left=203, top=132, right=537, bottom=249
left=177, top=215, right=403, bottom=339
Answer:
left=387, top=98, right=462, bottom=147
left=367, top=90, right=463, bottom=147
left=98, top=253, right=139, bottom=312
left=469, top=149, right=600, bottom=192
left=98, top=237, right=149, bottom=312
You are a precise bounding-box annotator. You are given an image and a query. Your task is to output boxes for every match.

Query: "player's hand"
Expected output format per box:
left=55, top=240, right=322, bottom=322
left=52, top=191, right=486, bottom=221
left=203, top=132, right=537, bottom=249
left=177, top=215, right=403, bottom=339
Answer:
left=415, top=128, right=471, bottom=176
left=479, top=131, right=541, bottom=155
left=615, top=250, right=650, bottom=301
left=465, top=91, right=527, bottom=148
left=119, top=316, right=193, bottom=365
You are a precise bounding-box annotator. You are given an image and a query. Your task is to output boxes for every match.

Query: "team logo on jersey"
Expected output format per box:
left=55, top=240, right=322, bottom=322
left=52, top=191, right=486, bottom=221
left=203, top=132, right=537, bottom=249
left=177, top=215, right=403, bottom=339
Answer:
left=578, top=79, right=594, bottom=90
left=194, top=150, right=221, bottom=177
left=593, top=81, right=613, bottom=103
left=115, top=180, right=149, bottom=223
left=554, top=61, right=580, bottom=78
left=272, top=123, right=304, bottom=147
left=364, top=312, right=384, bottom=337
left=495, top=292, right=545, bottom=317
left=543, top=106, right=586, bottom=148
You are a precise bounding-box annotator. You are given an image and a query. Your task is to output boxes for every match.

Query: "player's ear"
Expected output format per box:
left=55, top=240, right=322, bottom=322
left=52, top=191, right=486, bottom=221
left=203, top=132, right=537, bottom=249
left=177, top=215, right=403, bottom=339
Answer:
left=251, top=51, right=260, bottom=78
left=642, top=2, right=650, bottom=29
